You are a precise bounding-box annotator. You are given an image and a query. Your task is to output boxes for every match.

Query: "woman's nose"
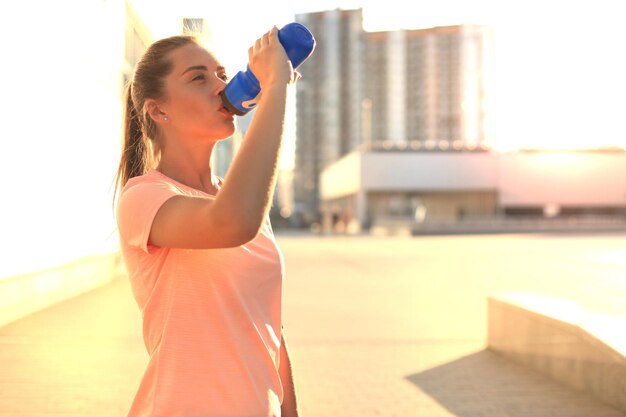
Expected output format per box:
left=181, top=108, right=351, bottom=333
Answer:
left=214, top=75, right=228, bottom=93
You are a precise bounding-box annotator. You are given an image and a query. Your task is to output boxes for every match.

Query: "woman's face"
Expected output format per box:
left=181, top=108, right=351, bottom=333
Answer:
left=160, top=43, right=236, bottom=140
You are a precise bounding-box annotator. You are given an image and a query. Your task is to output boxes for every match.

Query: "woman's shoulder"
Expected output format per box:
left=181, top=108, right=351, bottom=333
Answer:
left=122, top=170, right=222, bottom=201
left=123, top=169, right=180, bottom=193
left=126, top=169, right=166, bottom=184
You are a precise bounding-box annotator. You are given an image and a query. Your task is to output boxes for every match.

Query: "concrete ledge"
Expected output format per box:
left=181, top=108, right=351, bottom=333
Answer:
left=412, top=217, right=626, bottom=235
left=488, top=293, right=626, bottom=413
left=0, top=252, right=123, bottom=328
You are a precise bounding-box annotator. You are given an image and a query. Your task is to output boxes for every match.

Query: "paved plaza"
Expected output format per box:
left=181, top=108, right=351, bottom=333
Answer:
left=1, top=231, right=625, bottom=416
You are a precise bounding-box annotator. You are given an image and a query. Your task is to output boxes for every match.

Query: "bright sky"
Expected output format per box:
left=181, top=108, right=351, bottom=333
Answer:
left=131, top=0, right=626, bottom=157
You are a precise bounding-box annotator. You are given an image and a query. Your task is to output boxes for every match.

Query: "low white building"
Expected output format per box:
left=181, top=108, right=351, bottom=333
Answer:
left=320, top=148, right=626, bottom=231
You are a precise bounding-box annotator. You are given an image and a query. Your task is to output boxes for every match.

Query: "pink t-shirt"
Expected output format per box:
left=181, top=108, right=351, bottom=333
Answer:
left=116, top=169, right=285, bottom=417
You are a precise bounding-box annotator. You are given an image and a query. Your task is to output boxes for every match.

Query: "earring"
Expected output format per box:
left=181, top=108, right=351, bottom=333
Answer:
left=163, top=116, right=169, bottom=121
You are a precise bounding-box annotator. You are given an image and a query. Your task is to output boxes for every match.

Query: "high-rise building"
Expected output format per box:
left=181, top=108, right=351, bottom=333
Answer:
left=293, top=9, right=494, bottom=226
left=366, top=25, right=494, bottom=149
left=412, top=25, right=493, bottom=148
left=294, top=9, right=364, bottom=226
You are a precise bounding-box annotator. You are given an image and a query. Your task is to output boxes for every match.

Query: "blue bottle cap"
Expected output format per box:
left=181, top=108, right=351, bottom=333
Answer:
left=278, top=22, right=316, bottom=69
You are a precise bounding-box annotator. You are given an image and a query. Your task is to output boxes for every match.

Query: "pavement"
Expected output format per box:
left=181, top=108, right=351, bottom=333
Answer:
left=1, top=231, right=625, bottom=417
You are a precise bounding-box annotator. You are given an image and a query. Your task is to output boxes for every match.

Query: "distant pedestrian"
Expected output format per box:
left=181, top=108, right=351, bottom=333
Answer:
left=114, top=26, right=300, bottom=417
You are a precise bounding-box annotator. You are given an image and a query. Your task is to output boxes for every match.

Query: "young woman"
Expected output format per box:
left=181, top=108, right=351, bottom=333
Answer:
left=115, top=26, right=300, bottom=417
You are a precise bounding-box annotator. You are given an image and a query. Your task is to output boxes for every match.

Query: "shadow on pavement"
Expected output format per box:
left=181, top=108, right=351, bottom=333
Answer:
left=405, top=349, right=624, bottom=417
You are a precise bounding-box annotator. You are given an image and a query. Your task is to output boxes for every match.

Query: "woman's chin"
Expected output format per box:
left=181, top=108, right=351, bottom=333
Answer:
left=217, top=125, right=236, bottom=140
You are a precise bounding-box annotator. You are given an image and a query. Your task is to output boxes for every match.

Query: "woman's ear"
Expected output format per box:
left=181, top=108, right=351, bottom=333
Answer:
left=145, top=99, right=169, bottom=124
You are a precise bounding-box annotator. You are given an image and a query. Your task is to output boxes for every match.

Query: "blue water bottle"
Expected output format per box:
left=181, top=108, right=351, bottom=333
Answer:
left=220, top=22, right=316, bottom=116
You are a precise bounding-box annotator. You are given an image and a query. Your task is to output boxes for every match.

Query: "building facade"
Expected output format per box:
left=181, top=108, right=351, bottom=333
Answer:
left=320, top=149, right=626, bottom=232
left=294, top=9, right=494, bottom=226
left=404, top=25, right=494, bottom=148
left=294, top=9, right=364, bottom=226
left=365, top=24, right=495, bottom=148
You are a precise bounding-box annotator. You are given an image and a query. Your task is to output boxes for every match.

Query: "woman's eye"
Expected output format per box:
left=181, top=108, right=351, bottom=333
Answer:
left=219, top=74, right=229, bottom=82
left=193, top=74, right=206, bottom=81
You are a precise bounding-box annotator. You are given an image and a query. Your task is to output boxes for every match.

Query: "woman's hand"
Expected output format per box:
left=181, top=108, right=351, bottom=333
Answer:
left=248, top=26, right=294, bottom=89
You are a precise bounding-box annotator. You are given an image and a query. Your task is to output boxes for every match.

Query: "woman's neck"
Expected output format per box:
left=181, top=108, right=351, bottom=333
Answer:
left=156, top=138, right=220, bottom=194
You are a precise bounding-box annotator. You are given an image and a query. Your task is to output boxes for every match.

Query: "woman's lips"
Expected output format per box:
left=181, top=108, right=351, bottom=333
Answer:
left=219, top=105, right=234, bottom=117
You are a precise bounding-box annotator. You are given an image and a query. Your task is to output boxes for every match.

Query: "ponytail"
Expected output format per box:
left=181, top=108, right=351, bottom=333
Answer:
left=113, top=35, right=198, bottom=203
left=113, top=82, right=152, bottom=200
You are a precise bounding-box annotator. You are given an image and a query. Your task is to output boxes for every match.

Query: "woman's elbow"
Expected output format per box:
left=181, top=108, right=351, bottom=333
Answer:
left=235, top=210, right=266, bottom=243
left=238, top=223, right=261, bottom=245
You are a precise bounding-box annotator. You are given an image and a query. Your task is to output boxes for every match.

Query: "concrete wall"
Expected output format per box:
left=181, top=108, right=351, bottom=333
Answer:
left=488, top=293, right=626, bottom=413
left=320, top=150, right=626, bottom=208
left=499, top=152, right=626, bottom=207
left=0, top=0, right=127, bottom=324
left=361, top=151, right=498, bottom=191
left=320, top=151, right=362, bottom=200
left=0, top=253, right=124, bottom=328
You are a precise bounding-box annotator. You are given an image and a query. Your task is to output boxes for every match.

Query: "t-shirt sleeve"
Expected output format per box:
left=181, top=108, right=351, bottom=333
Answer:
left=116, top=179, right=180, bottom=253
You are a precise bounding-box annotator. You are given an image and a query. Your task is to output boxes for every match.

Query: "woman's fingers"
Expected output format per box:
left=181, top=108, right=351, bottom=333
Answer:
left=248, top=25, right=293, bottom=87
left=260, top=32, right=269, bottom=47
left=268, top=26, right=279, bottom=43
left=290, top=70, right=302, bottom=85
left=253, top=27, right=274, bottom=52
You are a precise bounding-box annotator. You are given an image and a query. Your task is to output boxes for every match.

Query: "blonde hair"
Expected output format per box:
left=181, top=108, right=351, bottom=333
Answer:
left=114, top=35, right=199, bottom=198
